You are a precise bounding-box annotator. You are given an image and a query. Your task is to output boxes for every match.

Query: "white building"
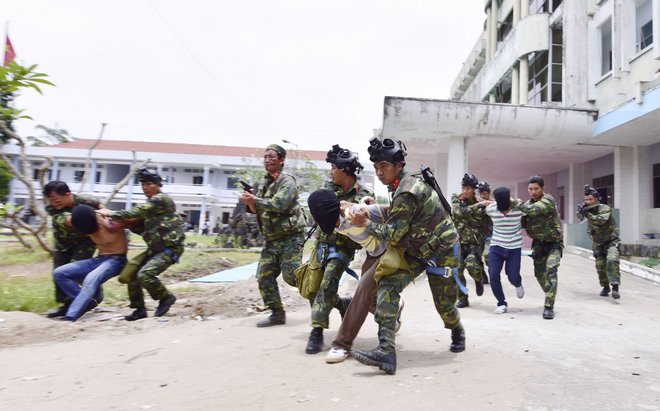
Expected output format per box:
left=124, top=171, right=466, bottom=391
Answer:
left=3, top=139, right=375, bottom=233
left=380, top=0, right=659, bottom=251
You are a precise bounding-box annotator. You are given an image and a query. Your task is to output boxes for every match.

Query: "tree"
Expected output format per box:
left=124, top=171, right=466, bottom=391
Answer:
left=0, top=157, right=12, bottom=201
left=26, top=123, right=75, bottom=146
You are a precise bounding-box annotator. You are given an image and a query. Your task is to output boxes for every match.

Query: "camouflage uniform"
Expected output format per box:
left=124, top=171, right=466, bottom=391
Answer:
left=579, top=203, right=620, bottom=287
left=47, top=194, right=101, bottom=303
left=451, top=193, right=487, bottom=293
left=311, top=181, right=372, bottom=328
left=367, top=170, right=462, bottom=354
left=520, top=193, right=563, bottom=309
left=111, top=192, right=185, bottom=309
left=253, top=171, right=306, bottom=311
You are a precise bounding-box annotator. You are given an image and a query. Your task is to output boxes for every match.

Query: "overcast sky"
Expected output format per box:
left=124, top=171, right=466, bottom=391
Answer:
left=2, top=0, right=485, bottom=163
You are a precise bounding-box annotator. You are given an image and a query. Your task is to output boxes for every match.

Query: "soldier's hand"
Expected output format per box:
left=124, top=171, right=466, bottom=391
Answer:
left=361, top=196, right=375, bottom=205
left=351, top=208, right=369, bottom=227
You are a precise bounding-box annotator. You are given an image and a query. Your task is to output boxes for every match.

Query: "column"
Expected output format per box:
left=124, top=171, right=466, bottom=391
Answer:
left=512, top=63, right=520, bottom=105
left=198, top=199, right=208, bottom=235
left=519, top=57, right=529, bottom=105
left=614, top=146, right=650, bottom=243
left=433, top=152, right=449, bottom=195
left=88, top=159, right=97, bottom=192
left=513, top=0, right=521, bottom=25
left=126, top=175, right=134, bottom=209
left=485, top=2, right=492, bottom=62
left=489, top=0, right=499, bottom=58
left=447, top=136, right=467, bottom=197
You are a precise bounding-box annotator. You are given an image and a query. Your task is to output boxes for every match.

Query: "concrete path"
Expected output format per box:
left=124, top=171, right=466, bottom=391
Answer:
left=1, top=252, right=659, bottom=410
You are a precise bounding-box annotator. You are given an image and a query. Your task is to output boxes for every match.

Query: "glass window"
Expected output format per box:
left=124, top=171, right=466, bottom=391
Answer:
left=636, top=0, right=653, bottom=51
left=600, top=18, right=612, bottom=75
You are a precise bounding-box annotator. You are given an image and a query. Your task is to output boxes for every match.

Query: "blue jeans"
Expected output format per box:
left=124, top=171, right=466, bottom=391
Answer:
left=53, top=255, right=127, bottom=321
left=488, top=245, right=522, bottom=307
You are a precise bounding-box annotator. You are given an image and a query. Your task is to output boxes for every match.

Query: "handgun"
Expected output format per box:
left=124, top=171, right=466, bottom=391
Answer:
left=239, top=180, right=253, bottom=192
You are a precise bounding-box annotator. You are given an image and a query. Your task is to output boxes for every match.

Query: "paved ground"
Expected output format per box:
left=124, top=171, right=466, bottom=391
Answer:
left=1, top=252, right=659, bottom=410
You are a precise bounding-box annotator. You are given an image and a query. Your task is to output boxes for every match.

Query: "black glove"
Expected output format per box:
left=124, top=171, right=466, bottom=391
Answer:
left=577, top=203, right=587, bottom=220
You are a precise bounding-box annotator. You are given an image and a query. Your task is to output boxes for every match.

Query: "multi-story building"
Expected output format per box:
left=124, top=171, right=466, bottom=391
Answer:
left=380, top=0, right=659, bottom=251
left=3, top=139, right=375, bottom=233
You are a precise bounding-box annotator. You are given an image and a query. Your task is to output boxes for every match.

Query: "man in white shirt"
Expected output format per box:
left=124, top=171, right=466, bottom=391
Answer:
left=484, top=187, right=525, bottom=314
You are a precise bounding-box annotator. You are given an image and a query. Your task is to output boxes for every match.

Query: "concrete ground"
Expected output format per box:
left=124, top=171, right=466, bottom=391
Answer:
left=1, top=252, right=659, bottom=410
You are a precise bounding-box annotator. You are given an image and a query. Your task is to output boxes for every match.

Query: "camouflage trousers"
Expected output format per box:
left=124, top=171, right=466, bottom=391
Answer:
left=457, top=243, right=485, bottom=296
left=256, top=234, right=304, bottom=311
left=375, top=247, right=461, bottom=354
left=593, top=240, right=620, bottom=287
left=311, top=246, right=355, bottom=328
left=482, top=238, right=491, bottom=267
left=128, top=247, right=182, bottom=309
left=53, top=246, right=96, bottom=304
left=530, top=240, right=563, bottom=309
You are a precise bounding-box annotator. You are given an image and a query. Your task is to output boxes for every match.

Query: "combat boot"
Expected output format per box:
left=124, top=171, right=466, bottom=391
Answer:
left=611, top=284, right=620, bottom=299
left=353, top=347, right=397, bottom=375
left=600, top=286, right=610, bottom=297
left=334, top=297, right=352, bottom=320
left=154, top=293, right=177, bottom=317
left=542, top=307, right=555, bottom=320
left=46, top=303, right=70, bottom=319
left=125, top=308, right=147, bottom=321
left=256, top=308, right=286, bottom=327
left=456, top=296, right=469, bottom=308
left=305, top=327, right=324, bottom=354
left=450, top=325, right=466, bottom=353
left=475, top=280, right=484, bottom=296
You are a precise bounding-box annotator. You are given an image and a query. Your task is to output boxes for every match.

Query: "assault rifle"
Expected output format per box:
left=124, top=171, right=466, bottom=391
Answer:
left=420, top=166, right=452, bottom=216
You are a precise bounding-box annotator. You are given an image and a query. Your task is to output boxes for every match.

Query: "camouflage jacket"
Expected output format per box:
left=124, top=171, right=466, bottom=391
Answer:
left=451, top=193, right=488, bottom=245
left=254, top=171, right=306, bottom=242
left=111, top=192, right=185, bottom=252
left=316, top=180, right=373, bottom=251
left=520, top=193, right=563, bottom=243
left=579, top=203, right=619, bottom=244
left=47, top=194, right=100, bottom=253
left=367, top=170, right=459, bottom=262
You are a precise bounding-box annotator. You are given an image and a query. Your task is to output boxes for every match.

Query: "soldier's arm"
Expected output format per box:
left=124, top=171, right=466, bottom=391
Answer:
left=111, top=198, right=157, bottom=220
left=519, top=197, right=554, bottom=216
left=365, top=192, right=416, bottom=246
left=587, top=205, right=611, bottom=225
left=451, top=194, right=466, bottom=217
left=52, top=211, right=72, bottom=228
left=254, top=175, right=298, bottom=214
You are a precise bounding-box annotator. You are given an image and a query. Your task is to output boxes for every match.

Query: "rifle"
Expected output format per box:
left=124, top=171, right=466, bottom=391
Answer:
left=420, top=166, right=452, bottom=216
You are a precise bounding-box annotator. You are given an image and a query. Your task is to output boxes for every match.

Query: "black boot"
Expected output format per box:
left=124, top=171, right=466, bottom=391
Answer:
left=475, top=280, right=484, bottom=296
left=305, top=327, right=324, bottom=354
left=125, top=308, right=147, bottom=321
left=611, top=284, right=620, bottom=299
left=456, top=296, right=469, bottom=308
left=353, top=347, right=397, bottom=375
left=482, top=274, right=489, bottom=285
left=334, top=297, right=352, bottom=320
left=542, top=307, right=555, bottom=320
left=154, top=293, right=177, bottom=317
left=46, top=303, right=70, bottom=319
left=600, top=286, right=611, bottom=297
left=450, top=325, right=466, bottom=353
left=257, top=308, right=286, bottom=327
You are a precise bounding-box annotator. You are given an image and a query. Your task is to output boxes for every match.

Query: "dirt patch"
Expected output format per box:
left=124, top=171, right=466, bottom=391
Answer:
left=0, top=261, right=52, bottom=279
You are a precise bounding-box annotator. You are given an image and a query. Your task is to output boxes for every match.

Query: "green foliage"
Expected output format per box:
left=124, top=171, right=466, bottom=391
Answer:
left=639, top=257, right=660, bottom=268
left=27, top=124, right=75, bottom=146
left=0, top=246, right=50, bottom=264
left=0, top=158, right=13, bottom=201
left=0, top=62, right=54, bottom=143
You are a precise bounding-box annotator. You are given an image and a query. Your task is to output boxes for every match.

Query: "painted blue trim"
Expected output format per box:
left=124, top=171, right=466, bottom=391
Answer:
left=593, top=86, right=660, bottom=136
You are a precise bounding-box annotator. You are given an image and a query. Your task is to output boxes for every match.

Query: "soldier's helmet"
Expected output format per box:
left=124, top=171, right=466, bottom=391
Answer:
left=326, top=144, right=364, bottom=176
left=461, top=173, right=479, bottom=188
left=368, top=137, right=407, bottom=164
left=584, top=184, right=600, bottom=199
left=138, top=168, right=163, bottom=187
left=477, top=181, right=491, bottom=193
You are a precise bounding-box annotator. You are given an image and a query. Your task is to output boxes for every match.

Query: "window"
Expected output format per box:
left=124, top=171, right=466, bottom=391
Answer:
left=550, top=28, right=563, bottom=102
left=192, top=175, right=204, bottom=185
left=498, top=12, right=513, bottom=42
left=600, top=18, right=612, bottom=75
left=528, top=51, right=549, bottom=104
left=637, top=0, right=653, bottom=51
left=227, top=177, right=240, bottom=189
left=493, top=71, right=512, bottom=103
left=529, top=0, right=563, bottom=14
left=95, top=171, right=101, bottom=184
left=74, top=170, right=85, bottom=183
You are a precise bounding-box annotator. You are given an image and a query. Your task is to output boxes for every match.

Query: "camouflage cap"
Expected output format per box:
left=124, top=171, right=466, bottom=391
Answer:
left=266, top=144, right=286, bottom=159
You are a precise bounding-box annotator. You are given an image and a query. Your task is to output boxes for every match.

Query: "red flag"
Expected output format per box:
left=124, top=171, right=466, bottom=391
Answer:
left=4, top=36, right=16, bottom=66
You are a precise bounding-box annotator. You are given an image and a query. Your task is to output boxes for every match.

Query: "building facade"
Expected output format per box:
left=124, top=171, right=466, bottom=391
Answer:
left=3, top=139, right=375, bottom=234
left=380, top=0, right=659, bottom=251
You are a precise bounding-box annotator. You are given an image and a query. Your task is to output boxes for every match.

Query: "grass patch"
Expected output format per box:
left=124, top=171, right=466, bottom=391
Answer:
left=0, top=246, right=51, bottom=265
left=638, top=257, right=660, bottom=268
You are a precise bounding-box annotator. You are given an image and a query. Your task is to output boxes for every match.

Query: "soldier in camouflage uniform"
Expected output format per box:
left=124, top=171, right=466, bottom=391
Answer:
left=451, top=173, right=489, bottom=308
left=43, top=181, right=102, bottom=318
left=240, top=144, right=306, bottom=327
left=103, top=168, right=185, bottom=321
left=520, top=175, right=563, bottom=320
left=352, top=137, right=466, bottom=375
left=305, top=145, right=373, bottom=354
left=477, top=181, right=493, bottom=278
left=577, top=185, right=621, bottom=299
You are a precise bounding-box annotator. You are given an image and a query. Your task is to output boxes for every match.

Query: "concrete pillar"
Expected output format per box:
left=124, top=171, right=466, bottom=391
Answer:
left=519, top=57, right=529, bottom=105
left=198, top=199, right=208, bottom=235
left=88, top=159, right=97, bottom=192
left=433, top=152, right=449, bottom=195
left=568, top=162, right=592, bottom=224
left=447, top=136, right=467, bottom=197
left=490, top=0, right=499, bottom=58
left=520, top=0, right=529, bottom=18
left=126, top=175, right=134, bottom=209
left=486, top=3, right=492, bottom=62
left=614, top=146, right=650, bottom=243
left=512, top=63, right=520, bottom=104
left=513, top=0, right=521, bottom=25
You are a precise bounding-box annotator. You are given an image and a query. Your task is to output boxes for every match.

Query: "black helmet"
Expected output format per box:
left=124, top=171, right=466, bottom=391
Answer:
left=584, top=184, right=600, bottom=200
left=367, top=137, right=407, bottom=163
left=138, top=168, right=163, bottom=187
left=461, top=173, right=478, bottom=188
left=326, top=145, right=364, bottom=176
left=477, top=181, right=491, bottom=193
